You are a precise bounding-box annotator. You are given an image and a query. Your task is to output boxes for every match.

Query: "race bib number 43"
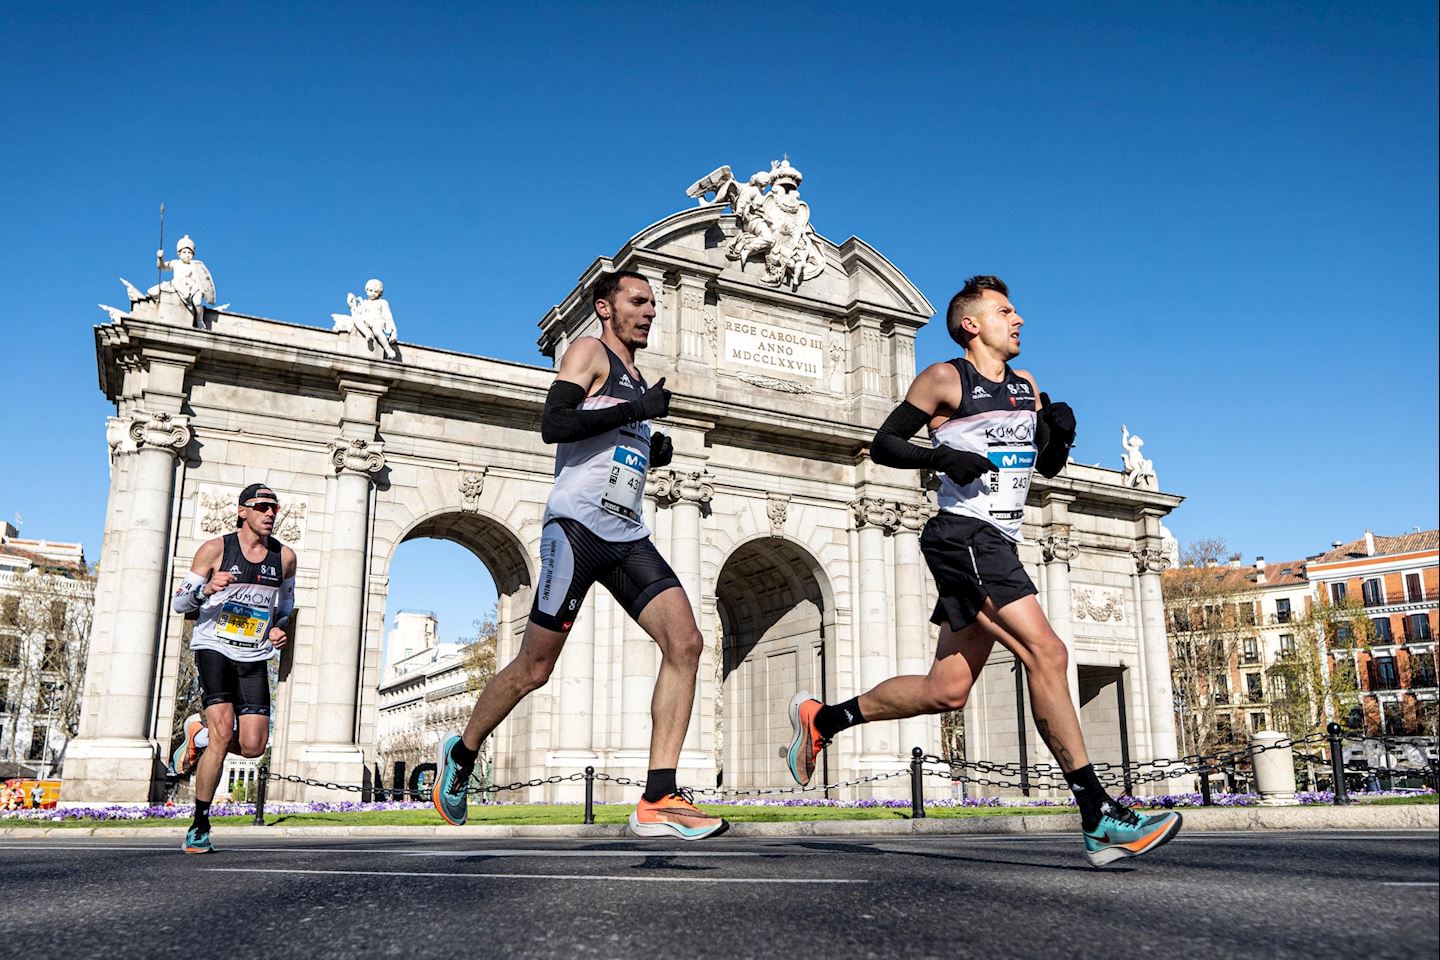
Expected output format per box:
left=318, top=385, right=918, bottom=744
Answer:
left=600, top=439, right=648, bottom=521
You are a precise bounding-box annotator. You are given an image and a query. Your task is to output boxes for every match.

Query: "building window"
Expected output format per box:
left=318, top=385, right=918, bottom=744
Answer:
left=1172, top=610, right=1192, bottom=632
left=43, top=636, right=64, bottom=671
left=1, top=596, right=18, bottom=626
left=0, top=635, right=18, bottom=668
left=29, top=725, right=46, bottom=760
left=1406, top=615, right=1434, bottom=642
left=1371, top=618, right=1393, bottom=643
left=1250, top=712, right=1267, bottom=732
left=1238, top=603, right=1257, bottom=626
left=1406, top=573, right=1424, bottom=603
left=1213, top=715, right=1234, bottom=741
left=0, top=677, right=9, bottom=713
left=1271, top=674, right=1289, bottom=698
left=1275, top=598, right=1292, bottom=624
left=1382, top=699, right=1404, bottom=735
left=1362, top=578, right=1384, bottom=607
left=1413, top=649, right=1437, bottom=688
left=1242, top=637, right=1259, bottom=664
left=1279, top=634, right=1296, bottom=658
left=1333, top=657, right=1357, bottom=688
left=1212, top=674, right=1229, bottom=704
left=1204, top=605, right=1222, bottom=630
left=1333, top=624, right=1354, bottom=646
left=48, top=600, right=66, bottom=631
left=1245, top=673, right=1264, bottom=702
left=1373, top=657, right=1399, bottom=691
left=1330, top=582, right=1347, bottom=604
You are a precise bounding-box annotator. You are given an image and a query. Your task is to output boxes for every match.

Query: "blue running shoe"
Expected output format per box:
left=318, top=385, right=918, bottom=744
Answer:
left=182, top=823, right=213, bottom=855
left=432, top=734, right=473, bottom=826
left=1083, top=802, right=1182, bottom=867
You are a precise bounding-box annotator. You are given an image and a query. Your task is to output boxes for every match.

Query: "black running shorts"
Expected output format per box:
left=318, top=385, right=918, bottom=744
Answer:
left=921, top=512, right=1038, bottom=632
left=530, top=517, right=683, bottom=632
left=195, top=648, right=271, bottom=715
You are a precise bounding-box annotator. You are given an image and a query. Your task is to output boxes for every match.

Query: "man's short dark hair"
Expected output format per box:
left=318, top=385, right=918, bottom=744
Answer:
left=591, top=270, right=652, bottom=312
left=945, top=275, right=1009, bottom=343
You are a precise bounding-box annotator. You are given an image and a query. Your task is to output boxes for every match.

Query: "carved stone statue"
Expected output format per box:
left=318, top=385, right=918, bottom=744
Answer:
left=108, top=235, right=223, bottom=328
left=687, top=157, right=825, bottom=290
left=332, top=278, right=399, bottom=360
left=1121, top=425, right=1157, bottom=490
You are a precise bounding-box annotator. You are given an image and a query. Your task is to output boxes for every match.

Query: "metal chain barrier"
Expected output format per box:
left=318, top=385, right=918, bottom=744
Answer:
left=247, top=726, right=1433, bottom=824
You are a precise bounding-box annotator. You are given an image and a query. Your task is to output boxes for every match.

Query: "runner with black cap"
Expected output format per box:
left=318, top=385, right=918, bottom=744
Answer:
left=170, top=482, right=297, bottom=853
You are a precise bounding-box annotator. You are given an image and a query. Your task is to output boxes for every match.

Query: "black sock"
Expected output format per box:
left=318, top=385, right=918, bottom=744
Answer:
left=642, top=769, right=677, bottom=803
left=450, top=739, right=479, bottom=767
left=192, top=799, right=211, bottom=828
left=814, top=697, right=866, bottom=740
left=1064, top=764, right=1113, bottom=831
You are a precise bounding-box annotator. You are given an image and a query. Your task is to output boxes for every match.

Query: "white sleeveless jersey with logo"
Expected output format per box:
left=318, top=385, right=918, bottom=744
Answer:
left=190, top=533, right=284, bottom=662
left=542, top=342, right=653, bottom=543
left=930, top=358, right=1038, bottom=543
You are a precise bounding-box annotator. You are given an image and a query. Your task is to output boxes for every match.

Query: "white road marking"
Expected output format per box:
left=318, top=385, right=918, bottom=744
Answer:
left=207, top=867, right=865, bottom=884
left=0, top=844, right=765, bottom=857
left=1380, top=881, right=1439, bottom=887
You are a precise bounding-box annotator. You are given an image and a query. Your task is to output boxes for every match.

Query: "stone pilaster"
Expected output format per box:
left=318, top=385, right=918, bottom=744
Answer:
left=852, top=497, right=900, bottom=765
left=1039, top=492, right=1081, bottom=711
left=1134, top=543, right=1179, bottom=770
left=894, top=500, right=935, bottom=756
left=298, top=409, right=386, bottom=798
left=63, top=411, right=191, bottom=804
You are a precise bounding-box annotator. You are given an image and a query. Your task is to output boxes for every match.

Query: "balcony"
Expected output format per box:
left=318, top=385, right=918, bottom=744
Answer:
left=1213, top=692, right=1230, bottom=705
left=1241, top=653, right=1260, bottom=665
left=1246, top=691, right=1265, bottom=703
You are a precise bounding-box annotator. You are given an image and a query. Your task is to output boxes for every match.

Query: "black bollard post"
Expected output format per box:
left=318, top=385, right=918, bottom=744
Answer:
left=910, top=747, right=926, bottom=819
left=1327, top=722, right=1349, bottom=806
left=252, top=765, right=268, bottom=826
left=584, top=766, right=596, bottom=825
left=1199, top=764, right=1213, bottom=806
left=392, top=761, right=406, bottom=803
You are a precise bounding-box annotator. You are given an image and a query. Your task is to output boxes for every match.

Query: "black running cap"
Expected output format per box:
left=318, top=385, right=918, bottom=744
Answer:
left=238, top=483, right=279, bottom=506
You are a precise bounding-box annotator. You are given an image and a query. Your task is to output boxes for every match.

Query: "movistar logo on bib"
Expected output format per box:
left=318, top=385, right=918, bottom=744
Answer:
left=613, top=447, right=648, bottom=471
left=990, top=450, right=1036, bottom=469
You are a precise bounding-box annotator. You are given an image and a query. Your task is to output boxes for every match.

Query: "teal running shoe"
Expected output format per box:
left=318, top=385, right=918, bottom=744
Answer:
left=182, top=823, right=213, bottom=854
left=432, top=734, right=473, bottom=826
left=1083, top=802, right=1182, bottom=867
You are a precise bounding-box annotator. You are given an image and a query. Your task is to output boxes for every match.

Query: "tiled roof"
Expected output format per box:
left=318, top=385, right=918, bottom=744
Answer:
left=1162, top=558, right=1310, bottom=592
left=1311, top=529, right=1438, bottom=564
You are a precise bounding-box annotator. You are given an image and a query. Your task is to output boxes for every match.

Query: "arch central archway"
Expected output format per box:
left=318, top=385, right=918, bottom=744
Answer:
left=715, top=537, right=835, bottom=792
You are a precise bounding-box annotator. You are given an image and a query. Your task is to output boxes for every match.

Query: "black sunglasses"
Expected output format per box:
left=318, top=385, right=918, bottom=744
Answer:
left=244, top=502, right=280, bottom=514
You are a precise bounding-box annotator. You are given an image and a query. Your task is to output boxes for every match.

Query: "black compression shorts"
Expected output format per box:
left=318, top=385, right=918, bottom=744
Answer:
left=921, top=512, right=1038, bottom=632
left=195, top=648, right=271, bottom=716
left=530, top=517, right=683, bottom=632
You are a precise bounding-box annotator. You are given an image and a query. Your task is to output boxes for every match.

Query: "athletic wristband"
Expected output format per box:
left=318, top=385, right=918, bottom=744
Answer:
left=171, top=572, right=209, bottom=614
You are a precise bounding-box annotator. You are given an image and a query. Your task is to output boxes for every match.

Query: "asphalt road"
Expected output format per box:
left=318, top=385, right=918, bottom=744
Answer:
left=1, top=830, right=1435, bottom=959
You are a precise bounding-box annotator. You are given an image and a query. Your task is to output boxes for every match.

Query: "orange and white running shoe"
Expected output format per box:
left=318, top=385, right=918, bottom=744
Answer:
left=171, top=714, right=204, bottom=776
left=628, top=789, right=728, bottom=841
left=784, top=692, right=830, bottom=787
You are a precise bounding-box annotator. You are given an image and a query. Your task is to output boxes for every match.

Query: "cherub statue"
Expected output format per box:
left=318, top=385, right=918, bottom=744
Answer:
left=332, top=278, right=399, bottom=360
left=1121, top=425, right=1157, bottom=489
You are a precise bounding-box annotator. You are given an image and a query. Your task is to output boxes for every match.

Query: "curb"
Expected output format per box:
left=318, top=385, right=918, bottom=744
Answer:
left=2, top=803, right=1433, bottom=840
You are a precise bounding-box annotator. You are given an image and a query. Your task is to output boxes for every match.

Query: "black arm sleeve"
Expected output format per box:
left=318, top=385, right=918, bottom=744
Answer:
left=1033, top=414, right=1073, bottom=479
left=540, top=381, right=637, bottom=444
left=870, top=401, right=940, bottom=470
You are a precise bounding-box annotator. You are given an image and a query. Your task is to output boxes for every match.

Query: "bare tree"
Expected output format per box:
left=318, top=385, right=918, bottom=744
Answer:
left=1164, top=540, right=1252, bottom=757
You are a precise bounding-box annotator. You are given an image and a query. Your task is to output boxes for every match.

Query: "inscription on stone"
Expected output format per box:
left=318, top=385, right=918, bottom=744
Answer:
left=723, top=317, right=823, bottom=379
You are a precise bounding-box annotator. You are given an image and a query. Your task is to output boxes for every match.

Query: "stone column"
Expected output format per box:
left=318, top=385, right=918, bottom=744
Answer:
left=852, top=498, right=899, bottom=766
left=894, top=501, right=933, bottom=757
left=63, top=411, right=191, bottom=804
left=298, top=421, right=384, bottom=798
left=1038, top=525, right=1082, bottom=711
left=671, top=471, right=712, bottom=757
left=1135, top=544, right=1180, bottom=772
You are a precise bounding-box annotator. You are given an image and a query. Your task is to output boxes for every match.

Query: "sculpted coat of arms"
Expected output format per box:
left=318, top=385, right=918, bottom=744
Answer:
left=687, top=157, right=826, bottom=290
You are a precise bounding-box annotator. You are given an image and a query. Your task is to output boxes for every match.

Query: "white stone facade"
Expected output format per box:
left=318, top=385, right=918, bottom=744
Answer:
left=67, top=199, right=1184, bottom=805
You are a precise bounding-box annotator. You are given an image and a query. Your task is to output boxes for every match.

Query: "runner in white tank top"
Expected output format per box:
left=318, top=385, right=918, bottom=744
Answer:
left=785, top=275, right=1183, bottom=867
left=433, top=271, right=726, bottom=841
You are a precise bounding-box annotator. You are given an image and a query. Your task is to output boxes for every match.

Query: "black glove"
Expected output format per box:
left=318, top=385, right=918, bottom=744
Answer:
left=1039, top=392, right=1075, bottom=442
left=627, top=376, right=670, bottom=422
left=649, top=432, right=673, bottom=470
left=933, top=447, right=995, bottom=486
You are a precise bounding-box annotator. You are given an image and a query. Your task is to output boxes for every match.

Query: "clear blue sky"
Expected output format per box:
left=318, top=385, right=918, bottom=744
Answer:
left=2, top=2, right=1435, bottom=641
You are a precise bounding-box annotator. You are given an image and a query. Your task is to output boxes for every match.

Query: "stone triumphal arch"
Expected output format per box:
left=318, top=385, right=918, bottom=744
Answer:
left=68, top=160, right=1183, bottom=804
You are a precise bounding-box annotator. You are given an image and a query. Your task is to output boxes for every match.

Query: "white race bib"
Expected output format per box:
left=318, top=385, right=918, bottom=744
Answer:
left=985, top=446, right=1036, bottom=522
left=600, top=432, right=648, bottom=521
left=216, top=600, right=271, bottom=649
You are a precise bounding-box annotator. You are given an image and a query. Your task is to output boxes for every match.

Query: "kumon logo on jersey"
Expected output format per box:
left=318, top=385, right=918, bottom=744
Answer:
left=983, top=422, right=1034, bottom=443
